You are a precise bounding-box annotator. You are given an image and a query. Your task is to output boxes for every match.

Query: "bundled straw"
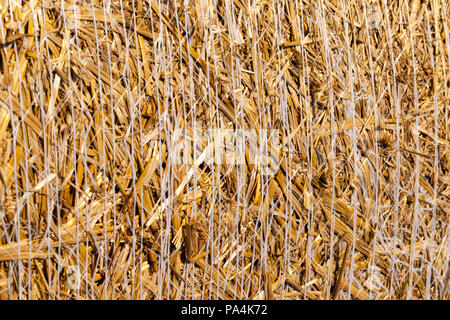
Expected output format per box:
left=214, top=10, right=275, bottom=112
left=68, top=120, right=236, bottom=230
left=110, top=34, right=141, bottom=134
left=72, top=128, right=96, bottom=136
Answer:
left=0, top=0, right=448, bottom=299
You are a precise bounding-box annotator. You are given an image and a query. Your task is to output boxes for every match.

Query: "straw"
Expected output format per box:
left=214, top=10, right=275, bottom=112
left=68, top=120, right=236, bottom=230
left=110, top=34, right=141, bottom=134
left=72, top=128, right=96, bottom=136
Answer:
left=0, top=0, right=448, bottom=300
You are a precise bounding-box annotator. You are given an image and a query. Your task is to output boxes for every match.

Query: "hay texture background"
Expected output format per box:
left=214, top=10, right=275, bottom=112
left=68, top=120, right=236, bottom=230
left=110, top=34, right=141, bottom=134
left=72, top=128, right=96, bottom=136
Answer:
left=0, top=0, right=448, bottom=299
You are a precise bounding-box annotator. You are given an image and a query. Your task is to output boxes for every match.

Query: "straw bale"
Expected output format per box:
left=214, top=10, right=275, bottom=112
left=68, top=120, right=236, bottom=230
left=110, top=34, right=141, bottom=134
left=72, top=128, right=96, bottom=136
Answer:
left=0, top=0, right=448, bottom=299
